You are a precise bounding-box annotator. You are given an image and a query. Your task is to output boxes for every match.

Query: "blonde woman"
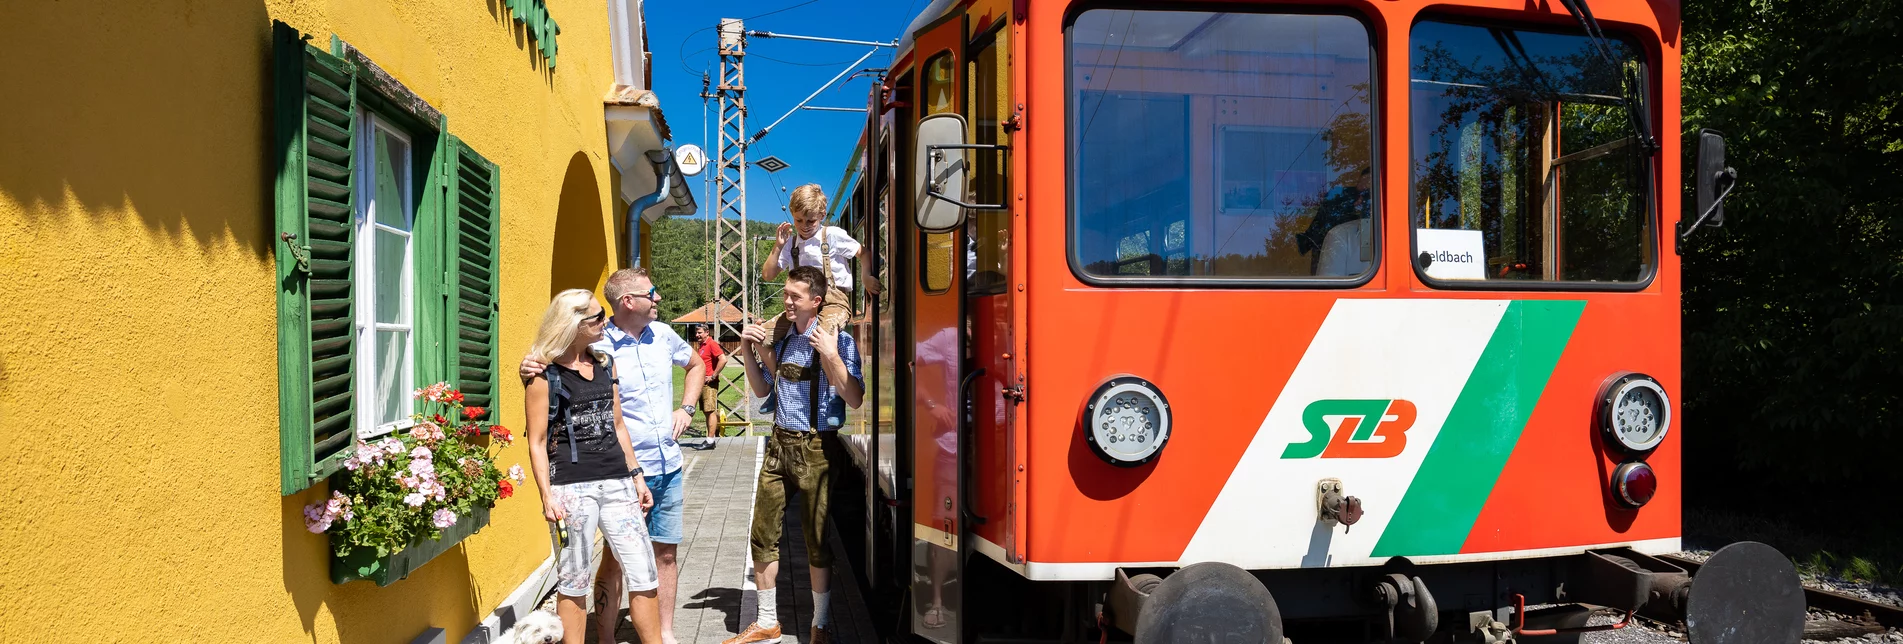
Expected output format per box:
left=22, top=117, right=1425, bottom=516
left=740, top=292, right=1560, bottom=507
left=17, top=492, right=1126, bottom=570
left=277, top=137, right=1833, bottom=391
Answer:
left=525, top=289, right=663, bottom=644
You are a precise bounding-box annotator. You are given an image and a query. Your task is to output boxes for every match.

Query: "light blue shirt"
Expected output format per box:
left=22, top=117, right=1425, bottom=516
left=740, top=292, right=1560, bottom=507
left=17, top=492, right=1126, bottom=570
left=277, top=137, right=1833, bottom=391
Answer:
left=594, top=320, right=693, bottom=475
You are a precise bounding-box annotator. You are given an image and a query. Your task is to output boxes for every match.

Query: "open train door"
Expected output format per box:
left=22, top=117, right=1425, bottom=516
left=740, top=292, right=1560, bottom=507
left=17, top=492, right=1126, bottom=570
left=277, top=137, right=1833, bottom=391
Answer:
left=907, top=8, right=969, bottom=644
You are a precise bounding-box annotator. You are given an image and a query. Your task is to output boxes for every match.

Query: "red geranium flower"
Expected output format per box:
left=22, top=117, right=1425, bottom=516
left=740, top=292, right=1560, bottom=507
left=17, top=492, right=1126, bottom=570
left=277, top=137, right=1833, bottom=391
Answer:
left=449, top=390, right=465, bottom=403
left=432, top=414, right=448, bottom=426
left=463, top=406, right=486, bottom=420
left=497, top=479, right=514, bottom=500
left=492, top=426, right=513, bottom=445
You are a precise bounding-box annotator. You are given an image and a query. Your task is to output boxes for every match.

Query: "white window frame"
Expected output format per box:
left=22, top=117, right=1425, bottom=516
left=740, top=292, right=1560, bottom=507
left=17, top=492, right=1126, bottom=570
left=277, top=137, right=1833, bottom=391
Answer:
left=353, top=113, right=417, bottom=440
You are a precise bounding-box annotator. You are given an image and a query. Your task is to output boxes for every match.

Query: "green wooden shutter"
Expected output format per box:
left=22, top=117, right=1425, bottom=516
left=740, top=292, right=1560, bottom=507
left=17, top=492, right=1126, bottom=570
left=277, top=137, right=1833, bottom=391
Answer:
left=275, top=21, right=360, bottom=494
left=445, top=136, right=501, bottom=416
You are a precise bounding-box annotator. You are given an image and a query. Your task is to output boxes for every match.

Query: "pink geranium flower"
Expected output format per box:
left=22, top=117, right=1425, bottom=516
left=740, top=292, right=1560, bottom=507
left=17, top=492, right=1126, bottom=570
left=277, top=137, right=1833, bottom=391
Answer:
left=432, top=509, right=457, bottom=528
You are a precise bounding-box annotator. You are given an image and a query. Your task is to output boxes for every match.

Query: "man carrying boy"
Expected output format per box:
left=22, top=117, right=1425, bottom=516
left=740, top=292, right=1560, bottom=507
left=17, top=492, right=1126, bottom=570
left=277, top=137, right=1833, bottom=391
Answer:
left=724, top=265, right=864, bottom=644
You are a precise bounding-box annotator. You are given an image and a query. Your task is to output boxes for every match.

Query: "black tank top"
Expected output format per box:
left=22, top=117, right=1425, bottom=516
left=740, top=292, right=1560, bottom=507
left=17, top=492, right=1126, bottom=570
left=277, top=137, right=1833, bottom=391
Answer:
left=544, top=360, right=630, bottom=485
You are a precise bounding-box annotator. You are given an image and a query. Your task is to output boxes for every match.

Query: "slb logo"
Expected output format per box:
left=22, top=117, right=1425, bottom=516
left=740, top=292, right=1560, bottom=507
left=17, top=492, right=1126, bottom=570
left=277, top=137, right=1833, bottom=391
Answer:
left=1281, top=399, right=1417, bottom=459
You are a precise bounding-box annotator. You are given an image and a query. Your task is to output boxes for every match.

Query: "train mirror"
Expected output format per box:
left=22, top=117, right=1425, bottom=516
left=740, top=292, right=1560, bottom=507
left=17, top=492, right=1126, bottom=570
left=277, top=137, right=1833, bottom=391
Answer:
left=1681, top=129, right=1736, bottom=241
left=914, top=114, right=969, bottom=233
left=1695, top=130, right=1732, bottom=228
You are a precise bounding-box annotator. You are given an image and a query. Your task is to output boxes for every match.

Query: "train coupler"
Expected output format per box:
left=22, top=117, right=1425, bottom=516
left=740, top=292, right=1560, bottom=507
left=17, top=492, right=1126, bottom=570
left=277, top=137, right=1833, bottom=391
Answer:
left=1371, top=573, right=1439, bottom=642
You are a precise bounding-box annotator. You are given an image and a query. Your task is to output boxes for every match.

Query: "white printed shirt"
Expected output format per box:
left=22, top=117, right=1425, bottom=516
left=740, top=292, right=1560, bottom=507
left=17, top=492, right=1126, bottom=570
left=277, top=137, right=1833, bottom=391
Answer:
left=776, top=226, right=861, bottom=290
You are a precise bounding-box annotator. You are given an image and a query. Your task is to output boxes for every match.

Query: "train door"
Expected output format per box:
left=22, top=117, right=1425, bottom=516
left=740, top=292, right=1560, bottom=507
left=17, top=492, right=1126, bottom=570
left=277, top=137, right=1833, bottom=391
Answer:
left=963, top=16, right=1019, bottom=566
left=909, top=10, right=968, bottom=644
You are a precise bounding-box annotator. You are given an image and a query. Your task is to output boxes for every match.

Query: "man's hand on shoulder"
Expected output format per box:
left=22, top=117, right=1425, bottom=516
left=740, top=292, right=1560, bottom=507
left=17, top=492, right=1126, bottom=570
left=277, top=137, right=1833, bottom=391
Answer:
left=519, top=354, right=547, bottom=382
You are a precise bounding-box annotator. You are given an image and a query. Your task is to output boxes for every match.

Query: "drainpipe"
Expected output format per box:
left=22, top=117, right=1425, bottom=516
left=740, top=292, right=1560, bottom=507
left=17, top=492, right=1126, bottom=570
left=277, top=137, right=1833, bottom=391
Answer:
left=627, top=148, right=674, bottom=269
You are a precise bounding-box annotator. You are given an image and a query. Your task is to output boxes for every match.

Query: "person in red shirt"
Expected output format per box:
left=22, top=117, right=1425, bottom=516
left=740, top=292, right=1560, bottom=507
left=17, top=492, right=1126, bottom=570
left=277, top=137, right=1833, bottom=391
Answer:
left=690, top=324, right=728, bottom=440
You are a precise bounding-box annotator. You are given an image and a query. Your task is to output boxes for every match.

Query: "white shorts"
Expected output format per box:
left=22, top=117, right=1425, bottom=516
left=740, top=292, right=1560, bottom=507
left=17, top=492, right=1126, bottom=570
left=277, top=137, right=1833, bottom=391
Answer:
left=552, top=477, right=659, bottom=596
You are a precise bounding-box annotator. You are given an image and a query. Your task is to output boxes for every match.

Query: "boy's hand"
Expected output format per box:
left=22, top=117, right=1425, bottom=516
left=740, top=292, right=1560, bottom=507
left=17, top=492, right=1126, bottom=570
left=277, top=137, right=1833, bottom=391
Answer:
left=775, top=222, right=794, bottom=246
left=865, top=277, right=882, bottom=297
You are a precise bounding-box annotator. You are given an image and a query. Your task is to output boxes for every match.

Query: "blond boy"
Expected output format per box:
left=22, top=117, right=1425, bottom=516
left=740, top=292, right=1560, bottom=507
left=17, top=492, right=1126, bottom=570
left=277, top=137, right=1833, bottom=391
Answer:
left=760, top=184, right=877, bottom=350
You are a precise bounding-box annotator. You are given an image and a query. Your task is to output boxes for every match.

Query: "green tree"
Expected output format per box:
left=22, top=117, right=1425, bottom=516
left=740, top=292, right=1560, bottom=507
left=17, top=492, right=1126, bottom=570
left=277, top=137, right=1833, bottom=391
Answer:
left=1681, top=0, right=1903, bottom=490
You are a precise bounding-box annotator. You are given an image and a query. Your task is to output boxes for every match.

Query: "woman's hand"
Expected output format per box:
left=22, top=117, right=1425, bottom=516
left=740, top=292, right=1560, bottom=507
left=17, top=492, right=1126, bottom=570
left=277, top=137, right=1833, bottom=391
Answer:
left=542, top=498, right=566, bottom=524
left=634, top=476, right=655, bottom=512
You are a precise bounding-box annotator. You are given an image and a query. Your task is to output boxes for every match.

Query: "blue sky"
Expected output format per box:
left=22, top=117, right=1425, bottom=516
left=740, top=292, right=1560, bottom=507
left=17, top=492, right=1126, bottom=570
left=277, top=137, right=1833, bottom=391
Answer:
left=647, top=0, right=925, bottom=224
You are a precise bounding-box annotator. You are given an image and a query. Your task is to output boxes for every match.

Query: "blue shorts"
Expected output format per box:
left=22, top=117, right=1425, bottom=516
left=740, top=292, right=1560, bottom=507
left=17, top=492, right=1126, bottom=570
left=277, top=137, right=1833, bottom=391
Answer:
left=644, top=468, right=685, bottom=545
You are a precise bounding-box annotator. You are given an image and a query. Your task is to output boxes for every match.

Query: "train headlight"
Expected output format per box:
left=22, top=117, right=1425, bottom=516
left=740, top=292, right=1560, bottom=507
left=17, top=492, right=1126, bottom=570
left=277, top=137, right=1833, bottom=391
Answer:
left=1083, top=376, right=1172, bottom=467
left=1612, top=461, right=1658, bottom=507
left=1598, top=373, right=1670, bottom=454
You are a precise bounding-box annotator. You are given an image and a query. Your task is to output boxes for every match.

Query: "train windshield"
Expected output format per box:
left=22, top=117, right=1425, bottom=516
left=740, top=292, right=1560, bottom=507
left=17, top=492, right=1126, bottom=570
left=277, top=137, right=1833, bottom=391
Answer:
left=1409, top=20, right=1655, bottom=285
left=1067, top=10, right=1377, bottom=283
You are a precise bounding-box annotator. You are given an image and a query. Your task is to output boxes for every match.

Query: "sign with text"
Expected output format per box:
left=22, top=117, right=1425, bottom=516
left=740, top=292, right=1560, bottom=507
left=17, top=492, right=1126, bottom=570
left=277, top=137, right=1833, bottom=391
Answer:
left=1416, top=228, right=1487, bottom=280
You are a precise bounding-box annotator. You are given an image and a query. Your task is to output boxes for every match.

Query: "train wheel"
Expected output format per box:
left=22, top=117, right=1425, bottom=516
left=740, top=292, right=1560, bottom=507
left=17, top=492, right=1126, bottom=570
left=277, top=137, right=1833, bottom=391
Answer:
left=1133, top=562, right=1283, bottom=644
left=1684, top=541, right=1805, bottom=644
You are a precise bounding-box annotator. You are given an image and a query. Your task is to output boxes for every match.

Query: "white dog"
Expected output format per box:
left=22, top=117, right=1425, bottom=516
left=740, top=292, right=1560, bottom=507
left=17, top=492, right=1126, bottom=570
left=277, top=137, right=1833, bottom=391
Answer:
left=493, top=609, right=563, bottom=644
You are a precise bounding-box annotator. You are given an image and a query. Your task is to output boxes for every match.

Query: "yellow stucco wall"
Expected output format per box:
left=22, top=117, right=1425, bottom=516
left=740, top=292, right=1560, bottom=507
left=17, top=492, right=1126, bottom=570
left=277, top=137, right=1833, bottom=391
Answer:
left=0, top=1, right=625, bottom=641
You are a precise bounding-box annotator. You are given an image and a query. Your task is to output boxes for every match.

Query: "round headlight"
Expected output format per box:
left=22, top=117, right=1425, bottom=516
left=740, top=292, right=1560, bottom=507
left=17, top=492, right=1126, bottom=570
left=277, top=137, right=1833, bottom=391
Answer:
left=1083, top=376, right=1172, bottom=467
left=1598, top=373, right=1670, bottom=454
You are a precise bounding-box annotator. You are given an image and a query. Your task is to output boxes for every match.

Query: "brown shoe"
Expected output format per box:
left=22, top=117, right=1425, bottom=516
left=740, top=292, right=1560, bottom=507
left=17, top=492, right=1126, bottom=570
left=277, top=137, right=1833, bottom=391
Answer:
left=721, top=622, right=782, bottom=644
left=809, top=625, right=832, bottom=644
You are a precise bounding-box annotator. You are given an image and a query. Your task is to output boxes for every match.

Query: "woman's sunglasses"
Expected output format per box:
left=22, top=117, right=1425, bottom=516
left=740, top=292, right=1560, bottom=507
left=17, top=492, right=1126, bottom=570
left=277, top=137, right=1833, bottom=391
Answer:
left=580, top=308, right=606, bottom=325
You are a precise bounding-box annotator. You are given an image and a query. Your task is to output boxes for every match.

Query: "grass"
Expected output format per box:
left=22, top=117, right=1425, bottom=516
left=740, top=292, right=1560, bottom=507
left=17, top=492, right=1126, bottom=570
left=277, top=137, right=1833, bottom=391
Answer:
left=668, top=363, right=758, bottom=438
left=1685, top=506, right=1903, bottom=587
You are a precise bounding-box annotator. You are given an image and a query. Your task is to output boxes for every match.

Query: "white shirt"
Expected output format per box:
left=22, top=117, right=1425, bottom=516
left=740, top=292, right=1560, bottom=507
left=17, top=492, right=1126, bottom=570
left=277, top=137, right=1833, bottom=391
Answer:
left=776, top=226, right=861, bottom=290
left=593, top=320, right=693, bottom=475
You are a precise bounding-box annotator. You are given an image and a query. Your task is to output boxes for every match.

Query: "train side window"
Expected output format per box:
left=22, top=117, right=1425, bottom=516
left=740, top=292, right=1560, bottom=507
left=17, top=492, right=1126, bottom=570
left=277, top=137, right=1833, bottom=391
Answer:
left=1408, top=19, right=1654, bottom=287
left=921, top=50, right=957, bottom=293
left=1066, top=10, right=1378, bottom=285
left=966, top=28, right=1010, bottom=296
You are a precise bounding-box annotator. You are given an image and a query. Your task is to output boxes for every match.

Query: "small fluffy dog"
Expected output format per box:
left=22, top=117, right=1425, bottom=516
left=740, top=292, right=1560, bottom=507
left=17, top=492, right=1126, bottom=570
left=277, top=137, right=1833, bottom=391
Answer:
left=493, top=609, right=563, bottom=644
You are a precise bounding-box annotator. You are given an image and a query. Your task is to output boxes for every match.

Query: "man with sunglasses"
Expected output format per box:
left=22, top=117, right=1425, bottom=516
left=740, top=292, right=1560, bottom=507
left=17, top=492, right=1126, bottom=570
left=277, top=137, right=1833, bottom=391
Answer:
left=725, top=265, right=864, bottom=644
left=521, top=268, right=703, bottom=644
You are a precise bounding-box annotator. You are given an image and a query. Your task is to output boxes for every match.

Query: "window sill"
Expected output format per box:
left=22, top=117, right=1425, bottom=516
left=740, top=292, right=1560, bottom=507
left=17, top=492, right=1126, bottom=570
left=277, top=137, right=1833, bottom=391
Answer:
left=329, top=507, right=491, bottom=586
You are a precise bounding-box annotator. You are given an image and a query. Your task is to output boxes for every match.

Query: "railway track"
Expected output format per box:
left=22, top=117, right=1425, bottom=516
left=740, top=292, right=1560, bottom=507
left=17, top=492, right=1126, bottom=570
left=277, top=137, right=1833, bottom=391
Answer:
left=1658, top=553, right=1903, bottom=639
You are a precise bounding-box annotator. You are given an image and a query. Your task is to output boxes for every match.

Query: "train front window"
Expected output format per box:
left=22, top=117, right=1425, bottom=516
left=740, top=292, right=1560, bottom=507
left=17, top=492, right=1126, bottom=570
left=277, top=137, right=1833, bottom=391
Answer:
left=1409, top=20, right=1654, bottom=286
left=1067, top=11, right=1377, bottom=283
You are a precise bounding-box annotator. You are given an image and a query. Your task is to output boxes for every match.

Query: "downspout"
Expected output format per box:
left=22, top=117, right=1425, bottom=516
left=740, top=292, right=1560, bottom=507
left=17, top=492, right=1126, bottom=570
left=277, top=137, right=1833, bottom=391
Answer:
left=627, top=148, right=674, bottom=269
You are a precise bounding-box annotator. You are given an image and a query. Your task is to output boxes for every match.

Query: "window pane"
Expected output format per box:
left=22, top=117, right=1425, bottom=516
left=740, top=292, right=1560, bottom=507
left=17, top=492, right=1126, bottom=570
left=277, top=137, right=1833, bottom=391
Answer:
left=923, top=231, right=953, bottom=292
left=374, top=130, right=410, bottom=229
left=375, top=329, right=409, bottom=427
left=968, top=35, right=1010, bottom=295
left=1409, top=20, right=1650, bottom=284
left=923, top=53, right=955, bottom=116
left=1069, top=11, right=1376, bottom=281
left=374, top=227, right=408, bottom=324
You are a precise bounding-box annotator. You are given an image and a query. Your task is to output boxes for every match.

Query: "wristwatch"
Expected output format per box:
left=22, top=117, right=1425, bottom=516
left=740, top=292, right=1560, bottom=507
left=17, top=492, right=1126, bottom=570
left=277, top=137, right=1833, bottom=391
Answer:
left=680, top=404, right=698, bottom=415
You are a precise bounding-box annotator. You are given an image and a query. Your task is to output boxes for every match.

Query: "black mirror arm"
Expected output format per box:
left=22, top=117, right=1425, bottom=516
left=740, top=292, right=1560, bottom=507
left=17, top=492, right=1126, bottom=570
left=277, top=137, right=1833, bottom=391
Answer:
left=1679, top=167, right=1737, bottom=240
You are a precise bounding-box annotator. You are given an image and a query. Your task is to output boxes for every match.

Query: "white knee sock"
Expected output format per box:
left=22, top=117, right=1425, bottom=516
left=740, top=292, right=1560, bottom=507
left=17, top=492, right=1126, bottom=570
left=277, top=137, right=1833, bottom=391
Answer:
left=757, top=588, right=779, bottom=629
left=813, top=591, right=832, bottom=629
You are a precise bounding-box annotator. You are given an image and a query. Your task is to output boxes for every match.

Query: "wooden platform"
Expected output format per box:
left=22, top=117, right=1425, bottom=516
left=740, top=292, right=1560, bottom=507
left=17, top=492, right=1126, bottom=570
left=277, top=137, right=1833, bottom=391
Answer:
left=590, top=436, right=881, bottom=644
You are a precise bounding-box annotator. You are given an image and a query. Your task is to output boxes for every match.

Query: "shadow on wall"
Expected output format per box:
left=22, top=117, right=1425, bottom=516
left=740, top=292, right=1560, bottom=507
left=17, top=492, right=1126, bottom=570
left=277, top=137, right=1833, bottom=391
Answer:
left=550, top=151, right=610, bottom=298
left=483, top=0, right=556, bottom=85
left=0, top=0, right=276, bottom=257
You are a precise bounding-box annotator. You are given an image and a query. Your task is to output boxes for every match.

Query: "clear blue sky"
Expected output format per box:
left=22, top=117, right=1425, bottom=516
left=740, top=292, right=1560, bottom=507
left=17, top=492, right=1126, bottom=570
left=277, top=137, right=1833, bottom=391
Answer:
left=647, top=0, right=925, bottom=224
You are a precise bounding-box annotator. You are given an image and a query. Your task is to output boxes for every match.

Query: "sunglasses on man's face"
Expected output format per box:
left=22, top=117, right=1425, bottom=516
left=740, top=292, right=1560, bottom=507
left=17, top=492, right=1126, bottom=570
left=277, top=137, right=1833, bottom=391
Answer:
left=623, top=286, right=661, bottom=303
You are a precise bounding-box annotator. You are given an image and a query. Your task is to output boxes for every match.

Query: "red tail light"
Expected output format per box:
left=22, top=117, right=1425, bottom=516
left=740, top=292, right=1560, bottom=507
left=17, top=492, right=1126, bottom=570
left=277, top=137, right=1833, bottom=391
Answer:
left=1612, top=461, right=1657, bottom=508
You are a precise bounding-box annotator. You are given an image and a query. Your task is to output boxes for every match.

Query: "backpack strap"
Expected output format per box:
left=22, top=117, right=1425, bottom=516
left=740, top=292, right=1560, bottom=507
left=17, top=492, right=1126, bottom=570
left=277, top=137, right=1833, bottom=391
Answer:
left=545, top=366, right=577, bottom=464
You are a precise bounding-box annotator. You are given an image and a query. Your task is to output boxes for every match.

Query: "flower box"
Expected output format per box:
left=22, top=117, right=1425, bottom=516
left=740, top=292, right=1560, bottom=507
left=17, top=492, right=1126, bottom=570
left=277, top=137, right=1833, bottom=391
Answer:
left=330, top=506, right=491, bottom=586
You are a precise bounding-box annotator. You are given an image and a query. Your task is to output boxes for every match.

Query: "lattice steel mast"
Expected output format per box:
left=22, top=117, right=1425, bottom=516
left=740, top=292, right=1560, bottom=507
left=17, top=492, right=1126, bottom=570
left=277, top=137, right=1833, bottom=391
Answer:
left=709, top=18, right=753, bottom=435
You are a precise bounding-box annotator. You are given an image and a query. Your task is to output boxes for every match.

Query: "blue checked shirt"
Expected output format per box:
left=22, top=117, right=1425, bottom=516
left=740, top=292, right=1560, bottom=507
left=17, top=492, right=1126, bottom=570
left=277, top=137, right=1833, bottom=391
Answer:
left=772, top=321, right=863, bottom=432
